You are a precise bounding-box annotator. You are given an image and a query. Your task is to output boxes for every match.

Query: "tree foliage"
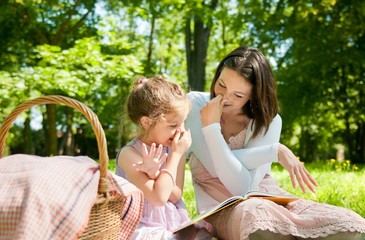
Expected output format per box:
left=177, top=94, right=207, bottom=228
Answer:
left=0, top=0, right=364, bottom=163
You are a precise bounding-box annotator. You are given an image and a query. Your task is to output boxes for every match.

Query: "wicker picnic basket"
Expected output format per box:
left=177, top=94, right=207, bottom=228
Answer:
left=0, top=95, right=137, bottom=239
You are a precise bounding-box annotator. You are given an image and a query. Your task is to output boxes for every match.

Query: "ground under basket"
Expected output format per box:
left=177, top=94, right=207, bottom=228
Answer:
left=0, top=95, right=134, bottom=239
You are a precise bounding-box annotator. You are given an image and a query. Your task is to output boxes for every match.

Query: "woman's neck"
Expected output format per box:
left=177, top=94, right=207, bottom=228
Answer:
left=220, top=112, right=250, bottom=141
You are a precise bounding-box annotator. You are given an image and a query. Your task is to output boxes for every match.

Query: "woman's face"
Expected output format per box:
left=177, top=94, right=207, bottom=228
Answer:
left=214, top=67, right=253, bottom=114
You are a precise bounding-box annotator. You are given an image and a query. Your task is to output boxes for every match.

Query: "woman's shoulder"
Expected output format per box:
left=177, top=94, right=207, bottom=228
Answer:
left=187, top=91, right=210, bottom=107
left=272, top=114, right=282, bottom=126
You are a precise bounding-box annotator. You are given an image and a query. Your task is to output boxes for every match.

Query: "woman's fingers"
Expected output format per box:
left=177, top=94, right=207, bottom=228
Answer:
left=200, top=95, right=225, bottom=127
left=289, top=170, right=297, bottom=189
left=294, top=168, right=307, bottom=193
left=290, top=165, right=318, bottom=194
left=279, top=144, right=318, bottom=194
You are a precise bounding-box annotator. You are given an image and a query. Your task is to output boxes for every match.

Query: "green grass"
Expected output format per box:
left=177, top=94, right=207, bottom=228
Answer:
left=182, top=160, right=365, bottom=219
left=107, top=158, right=365, bottom=219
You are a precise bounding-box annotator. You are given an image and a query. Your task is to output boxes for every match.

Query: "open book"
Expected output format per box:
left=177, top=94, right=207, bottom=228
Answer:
left=173, top=191, right=299, bottom=233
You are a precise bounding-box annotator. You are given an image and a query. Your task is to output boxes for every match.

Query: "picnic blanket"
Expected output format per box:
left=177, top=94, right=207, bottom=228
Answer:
left=0, top=154, right=143, bottom=240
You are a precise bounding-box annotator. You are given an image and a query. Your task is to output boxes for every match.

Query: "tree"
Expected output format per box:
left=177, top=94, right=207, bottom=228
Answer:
left=185, top=0, right=218, bottom=91
left=269, top=0, right=365, bottom=162
left=0, top=0, right=100, bottom=155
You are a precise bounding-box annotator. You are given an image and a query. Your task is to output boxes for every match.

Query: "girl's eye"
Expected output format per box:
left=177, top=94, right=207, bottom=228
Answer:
left=170, top=125, right=177, bottom=128
left=235, top=94, right=243, bottom=99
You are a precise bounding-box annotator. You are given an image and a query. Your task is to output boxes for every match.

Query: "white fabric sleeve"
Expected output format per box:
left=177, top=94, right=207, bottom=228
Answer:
left=186, top=92, right=281, bottom=195
left=231, top=114, right=282, bottom=169
left=185, top=92, right=218, bottom=177
left=200, top=115, right=282, bottom=195
left=201, top=124, right=254, bottom=195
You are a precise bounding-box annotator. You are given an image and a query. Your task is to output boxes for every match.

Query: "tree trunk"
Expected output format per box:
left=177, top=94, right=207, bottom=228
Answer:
left=24, top=115, right=33, bottom=154
left=354, top=120, right=365, bottom=164
left=185, top=0, right=218, bottom=91
left=64, top=108, right=74, bottom=156
left=45, top=104, right=57, bottom=156
left=146, top=4, right=156, bottom=74
left=344, top=111, right=355, bottom=162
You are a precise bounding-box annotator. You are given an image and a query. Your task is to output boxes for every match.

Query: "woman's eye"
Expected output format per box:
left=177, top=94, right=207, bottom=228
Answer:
left=235, top=94, right=243, bottom=98
left=218, top=82, right=226, bottom=88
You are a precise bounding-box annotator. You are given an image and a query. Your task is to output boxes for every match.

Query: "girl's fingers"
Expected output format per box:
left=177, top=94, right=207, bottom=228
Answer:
left=173, top=129, right=181, bottom=141
left=155, top=144, right=163, bottom=158
left=141, top=143, right=149, bottom=158
left=149, top=143, right=156, bottom=157
left=158, top=153, right=168, bottom=164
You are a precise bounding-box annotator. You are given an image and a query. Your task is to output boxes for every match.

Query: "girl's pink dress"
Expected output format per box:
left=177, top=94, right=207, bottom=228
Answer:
left=190, top=129, right=365, bottom=240
left=116, top=138, right=190, bottom=240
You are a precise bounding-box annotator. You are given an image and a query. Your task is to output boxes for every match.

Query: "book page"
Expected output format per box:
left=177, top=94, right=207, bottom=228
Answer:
left=245, top=190, right=299, bottom=205
left=172, top=196, right=245, bottom=233
left=173, top=191, right=300, bottom=233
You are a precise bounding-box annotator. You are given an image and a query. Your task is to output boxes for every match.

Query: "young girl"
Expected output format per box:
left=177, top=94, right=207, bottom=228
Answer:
left=116, top=76, right=210, bottom=240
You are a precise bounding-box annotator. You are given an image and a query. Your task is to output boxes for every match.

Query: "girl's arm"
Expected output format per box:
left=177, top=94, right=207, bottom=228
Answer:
left=168, top=154, right=186, bottom=204
left=118, top=146, right=178, bottom=206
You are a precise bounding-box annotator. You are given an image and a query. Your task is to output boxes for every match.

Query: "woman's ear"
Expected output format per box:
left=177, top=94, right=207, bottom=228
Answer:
left=140, top=116, right=152, bottom=129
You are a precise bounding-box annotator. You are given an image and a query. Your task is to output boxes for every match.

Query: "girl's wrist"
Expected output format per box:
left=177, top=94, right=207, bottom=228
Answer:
left=146, top=169, right=160, bottom=179
left=160, top=168, right=176, bottom=186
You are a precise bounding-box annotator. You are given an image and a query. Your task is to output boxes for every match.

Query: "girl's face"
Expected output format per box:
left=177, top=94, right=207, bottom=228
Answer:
left=146, top=110, right=187, bottom=147
left=214, top=67, right=253, bottom=114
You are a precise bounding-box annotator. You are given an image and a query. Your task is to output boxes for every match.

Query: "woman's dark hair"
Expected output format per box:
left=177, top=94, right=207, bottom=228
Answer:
left=210, top=46, right=279, bottom=138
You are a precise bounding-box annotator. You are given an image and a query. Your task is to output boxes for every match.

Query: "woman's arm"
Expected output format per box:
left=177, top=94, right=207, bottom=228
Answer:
left=201, top=123, right=271, bottom=195
left=186, top=92, right=279, bottom=193
left=230, top=114, right=282, bottom=169
left=188, top=92, right=317, bottom=195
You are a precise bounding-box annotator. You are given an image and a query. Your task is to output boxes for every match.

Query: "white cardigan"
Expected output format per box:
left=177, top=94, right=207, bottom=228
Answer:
left=185, top=91, right=281, bottom=212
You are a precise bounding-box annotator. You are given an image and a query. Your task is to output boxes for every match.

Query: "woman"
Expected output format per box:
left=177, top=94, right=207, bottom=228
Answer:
left=185, top=46, right=365, bottom=239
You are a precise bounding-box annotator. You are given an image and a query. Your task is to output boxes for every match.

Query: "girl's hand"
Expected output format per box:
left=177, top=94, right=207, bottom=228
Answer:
left=278, top=144, right=319, bottom=193
left=133, top=143, right=167, bottom=179
left=200, top=94, right=226, bottom=127
left=171, top=128, right=192, bottom=155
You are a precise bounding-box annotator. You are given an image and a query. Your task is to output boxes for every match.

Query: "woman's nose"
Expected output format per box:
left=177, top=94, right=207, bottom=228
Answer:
left=222, top=93, right=231, bottom=101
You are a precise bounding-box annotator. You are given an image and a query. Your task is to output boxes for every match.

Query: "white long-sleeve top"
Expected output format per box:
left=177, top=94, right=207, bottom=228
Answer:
left=185, top=91, right=281, bottom=212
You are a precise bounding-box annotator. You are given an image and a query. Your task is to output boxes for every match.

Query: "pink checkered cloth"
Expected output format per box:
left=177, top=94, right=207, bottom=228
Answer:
left=0, top=154, right=143, bottom=240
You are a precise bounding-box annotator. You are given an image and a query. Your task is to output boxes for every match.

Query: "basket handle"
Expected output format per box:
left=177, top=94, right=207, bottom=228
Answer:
left=0, top=95, right=109, bottom=195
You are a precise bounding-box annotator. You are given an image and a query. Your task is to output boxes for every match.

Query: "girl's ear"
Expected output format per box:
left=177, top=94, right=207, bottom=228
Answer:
left=140, top=116, right=152, bottom=129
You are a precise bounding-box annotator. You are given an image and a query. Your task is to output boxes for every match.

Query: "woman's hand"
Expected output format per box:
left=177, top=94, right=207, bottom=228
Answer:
left=133, top=143, right=167, bottom=179
left=200, top=94, right=226, bottom=127
left=278, top=143, right=319, bottom=193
